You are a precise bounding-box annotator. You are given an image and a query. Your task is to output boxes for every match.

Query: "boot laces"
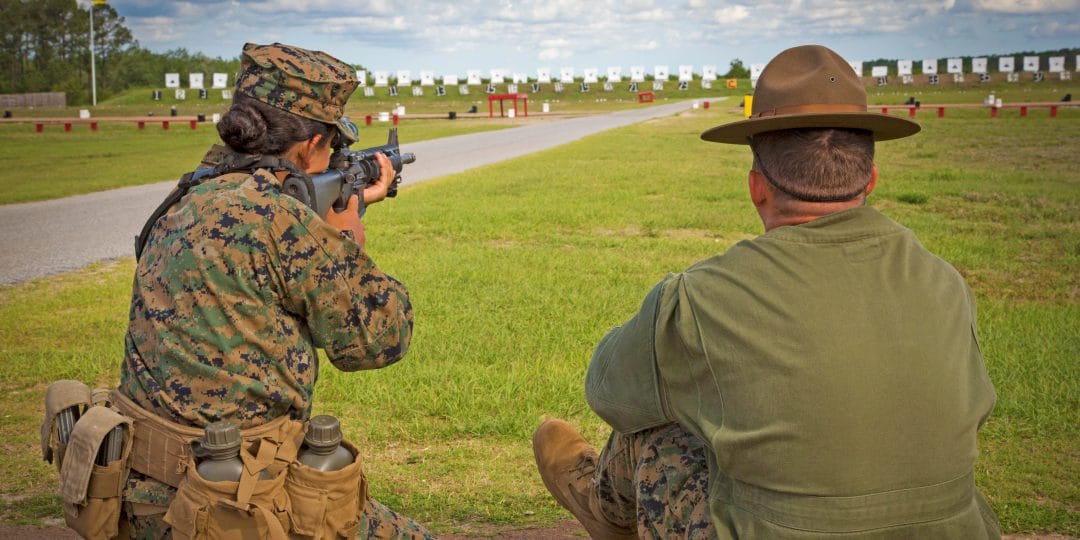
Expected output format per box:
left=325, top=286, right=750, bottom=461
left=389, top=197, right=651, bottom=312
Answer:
left=568, top=451, right=597, bottom=481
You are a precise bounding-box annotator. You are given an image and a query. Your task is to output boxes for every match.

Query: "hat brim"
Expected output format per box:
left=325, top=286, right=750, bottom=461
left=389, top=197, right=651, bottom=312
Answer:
left=700, top=112, right=920, bottom=145
left=335, top=116, right=359, bottom=145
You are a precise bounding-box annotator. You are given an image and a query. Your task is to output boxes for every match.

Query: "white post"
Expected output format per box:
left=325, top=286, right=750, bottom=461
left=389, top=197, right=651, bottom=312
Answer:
left=89, top=1, right=97, bottom=106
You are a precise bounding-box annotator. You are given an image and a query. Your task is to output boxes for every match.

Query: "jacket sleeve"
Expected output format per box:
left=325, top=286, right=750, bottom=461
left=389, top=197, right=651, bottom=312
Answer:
left=585, top=277, right=675, bottom=434
left=271, top=203, right=413, bottom=372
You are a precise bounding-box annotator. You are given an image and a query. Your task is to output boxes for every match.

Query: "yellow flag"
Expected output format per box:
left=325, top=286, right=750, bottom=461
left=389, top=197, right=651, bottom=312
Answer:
left=92, top=0, right=107, bottom=4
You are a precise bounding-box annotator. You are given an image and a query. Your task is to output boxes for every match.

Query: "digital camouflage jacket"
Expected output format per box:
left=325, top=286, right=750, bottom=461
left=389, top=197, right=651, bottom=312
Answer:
left=119, top=158, right=412, bottom=429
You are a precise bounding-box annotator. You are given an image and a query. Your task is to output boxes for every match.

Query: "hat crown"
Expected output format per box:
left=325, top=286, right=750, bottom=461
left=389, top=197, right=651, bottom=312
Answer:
left=235, top=42, right=358, bottom=125
left=752, top=45, right=867, bottom=118
left=700, top=44, right=920, bottom=144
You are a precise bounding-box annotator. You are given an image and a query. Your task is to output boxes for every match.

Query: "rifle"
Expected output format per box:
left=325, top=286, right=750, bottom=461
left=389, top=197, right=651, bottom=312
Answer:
left=283, top=127, right=416, bottom=218
left=134, top=126, right=416, bottom=260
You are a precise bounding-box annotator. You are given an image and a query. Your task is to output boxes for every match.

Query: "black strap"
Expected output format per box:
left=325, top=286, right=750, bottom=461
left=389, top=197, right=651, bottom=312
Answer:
left=134, top=174, right=192, bottom=261
left=133, top=152, right=309, bottom=261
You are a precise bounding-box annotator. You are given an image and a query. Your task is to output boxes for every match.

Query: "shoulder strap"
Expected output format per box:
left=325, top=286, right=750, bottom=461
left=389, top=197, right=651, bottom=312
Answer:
left=133, top=172, right=199, bottom=261
left=133, top=152, right=310, bottom=261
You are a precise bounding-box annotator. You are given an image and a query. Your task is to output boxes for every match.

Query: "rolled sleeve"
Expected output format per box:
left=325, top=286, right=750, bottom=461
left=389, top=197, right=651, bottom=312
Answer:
left=585, top=278, right=674, bottom=434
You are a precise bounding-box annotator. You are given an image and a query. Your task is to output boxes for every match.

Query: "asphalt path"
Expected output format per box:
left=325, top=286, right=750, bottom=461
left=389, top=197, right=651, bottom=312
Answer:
left=0, top=100, right=698, bottom=285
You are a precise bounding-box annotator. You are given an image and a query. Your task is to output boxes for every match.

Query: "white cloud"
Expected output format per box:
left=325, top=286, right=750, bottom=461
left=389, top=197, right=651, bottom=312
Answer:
left=973, top=0, right=1079, bottom=13
left=714, top=5, right=749, bottom=23
left=108, top=0, right=1078, bottom=75
left=1029, top=19, right=1080, bottom=35
left=628, top=8, right=673, bottom=21
left=127, top=16, right=185, bottom=42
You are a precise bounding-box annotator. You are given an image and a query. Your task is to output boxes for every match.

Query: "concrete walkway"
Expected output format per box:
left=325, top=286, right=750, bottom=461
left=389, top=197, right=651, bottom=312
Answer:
left=0, top=100, right=698, bottom=285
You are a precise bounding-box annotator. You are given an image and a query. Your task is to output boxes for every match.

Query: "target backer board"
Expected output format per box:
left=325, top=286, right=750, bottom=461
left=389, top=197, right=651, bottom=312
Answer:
left=749, top=63, right=765, bottom=82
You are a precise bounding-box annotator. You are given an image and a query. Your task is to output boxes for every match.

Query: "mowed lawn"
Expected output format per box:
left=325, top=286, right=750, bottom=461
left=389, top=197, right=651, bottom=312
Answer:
left=0, top=118, right=510, bottom=205
left=0, top=106, right=1077, bottom=535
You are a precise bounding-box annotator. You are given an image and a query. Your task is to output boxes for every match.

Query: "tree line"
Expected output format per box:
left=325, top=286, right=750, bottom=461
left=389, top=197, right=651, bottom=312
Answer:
left=0, top=0, right=239, bottom=105
left=1, top=1, right=1072, bottom=106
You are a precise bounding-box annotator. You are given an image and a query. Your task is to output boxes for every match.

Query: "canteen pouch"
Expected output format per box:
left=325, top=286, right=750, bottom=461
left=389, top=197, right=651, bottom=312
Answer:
left=58, top=405, right=133, bottom=540
left=285, top=439, right=368, bottom=539
left=164, top=438, right=292, bottom=540
left=41, top=379, right=93, bottom=472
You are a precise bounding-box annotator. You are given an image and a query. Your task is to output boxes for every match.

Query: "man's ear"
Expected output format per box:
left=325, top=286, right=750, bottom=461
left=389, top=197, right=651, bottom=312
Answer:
left=865, top=164, right=878, bottom=196
left=748, top=170, right=770, bottom=208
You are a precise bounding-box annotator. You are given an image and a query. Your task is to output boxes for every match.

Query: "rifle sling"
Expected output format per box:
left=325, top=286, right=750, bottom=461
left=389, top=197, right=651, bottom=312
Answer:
left=133, top=153, right=308, bottom=261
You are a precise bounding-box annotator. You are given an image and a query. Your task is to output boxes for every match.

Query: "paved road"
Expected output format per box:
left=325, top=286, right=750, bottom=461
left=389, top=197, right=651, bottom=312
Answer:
left=0, top=100, right=698, bottom=285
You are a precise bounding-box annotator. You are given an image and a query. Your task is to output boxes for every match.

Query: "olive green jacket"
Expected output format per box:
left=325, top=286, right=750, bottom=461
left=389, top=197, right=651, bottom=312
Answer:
left=586, top=207, right=1000, bottom=538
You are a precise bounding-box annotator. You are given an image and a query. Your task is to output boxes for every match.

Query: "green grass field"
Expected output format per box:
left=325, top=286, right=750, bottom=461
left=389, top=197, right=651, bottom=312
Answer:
left=0, top=119, right=511, bottom=205
left=0, top=85, right=1078, bottom=535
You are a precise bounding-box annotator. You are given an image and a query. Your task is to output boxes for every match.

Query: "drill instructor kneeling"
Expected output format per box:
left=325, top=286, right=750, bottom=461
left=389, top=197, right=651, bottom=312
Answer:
left=533, top=45, right=1001, bottom=539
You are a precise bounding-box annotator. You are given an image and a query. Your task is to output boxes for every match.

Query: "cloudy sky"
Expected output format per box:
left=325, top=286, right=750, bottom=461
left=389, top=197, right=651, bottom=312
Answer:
left=99, top=0, right=1078, bottom=74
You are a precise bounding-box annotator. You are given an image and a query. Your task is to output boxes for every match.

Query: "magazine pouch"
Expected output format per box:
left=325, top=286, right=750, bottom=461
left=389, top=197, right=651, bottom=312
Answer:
left=59, top=405, right=133, bottom=540
left=41, top=379, right=93, bottom=472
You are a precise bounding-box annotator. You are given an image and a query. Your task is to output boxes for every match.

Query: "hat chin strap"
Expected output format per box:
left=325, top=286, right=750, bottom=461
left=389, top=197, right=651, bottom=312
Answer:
left=752, top=103, right=866, bottom=118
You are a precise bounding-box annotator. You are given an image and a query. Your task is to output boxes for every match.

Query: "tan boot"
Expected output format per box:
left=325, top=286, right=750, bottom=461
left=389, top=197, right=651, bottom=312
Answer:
left=532, top=419, right=637, bottom=540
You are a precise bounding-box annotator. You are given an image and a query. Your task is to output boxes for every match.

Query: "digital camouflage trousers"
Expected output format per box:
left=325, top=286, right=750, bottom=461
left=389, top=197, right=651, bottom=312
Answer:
left=593, top=422, right=716, bottom=539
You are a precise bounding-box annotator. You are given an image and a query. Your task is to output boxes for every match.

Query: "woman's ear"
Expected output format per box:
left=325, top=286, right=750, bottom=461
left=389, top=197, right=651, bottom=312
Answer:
left=307, top=134, right=325, bottom=153
left=295, top=135, right=324, bottom=169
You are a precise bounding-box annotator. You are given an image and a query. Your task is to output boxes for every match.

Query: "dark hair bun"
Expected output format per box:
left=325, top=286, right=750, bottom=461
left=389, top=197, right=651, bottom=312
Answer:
left=217, top=100, right=269, bottom=154
left=214, top=93, right=333, bottom=156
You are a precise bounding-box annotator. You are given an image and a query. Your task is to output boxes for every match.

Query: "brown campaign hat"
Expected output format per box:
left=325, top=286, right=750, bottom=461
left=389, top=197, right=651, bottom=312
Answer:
left=701, top=45, right=920, bottom=144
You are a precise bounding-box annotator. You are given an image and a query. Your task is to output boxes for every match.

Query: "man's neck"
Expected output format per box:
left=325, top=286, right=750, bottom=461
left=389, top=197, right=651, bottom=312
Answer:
left=761, top=198, right=866, bottom=232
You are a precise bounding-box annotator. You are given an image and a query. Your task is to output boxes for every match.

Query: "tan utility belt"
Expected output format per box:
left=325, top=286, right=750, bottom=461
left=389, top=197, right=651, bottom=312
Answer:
left=109, top=390, right=302, bottom=489
left=43, top=381, right=369, bottom=540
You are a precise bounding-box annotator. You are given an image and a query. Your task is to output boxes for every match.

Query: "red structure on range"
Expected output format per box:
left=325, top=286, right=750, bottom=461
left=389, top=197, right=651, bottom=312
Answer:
left=488, top=93, right=529, bottom=118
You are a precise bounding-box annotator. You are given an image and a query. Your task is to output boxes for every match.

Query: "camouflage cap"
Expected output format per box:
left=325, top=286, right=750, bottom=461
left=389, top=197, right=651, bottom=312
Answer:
left=236, top=42, right=359, bottom=144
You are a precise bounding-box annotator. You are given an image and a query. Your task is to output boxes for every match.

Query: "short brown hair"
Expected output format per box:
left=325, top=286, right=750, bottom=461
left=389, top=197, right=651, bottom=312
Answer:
left=749, top=128, right=875, bottom=202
